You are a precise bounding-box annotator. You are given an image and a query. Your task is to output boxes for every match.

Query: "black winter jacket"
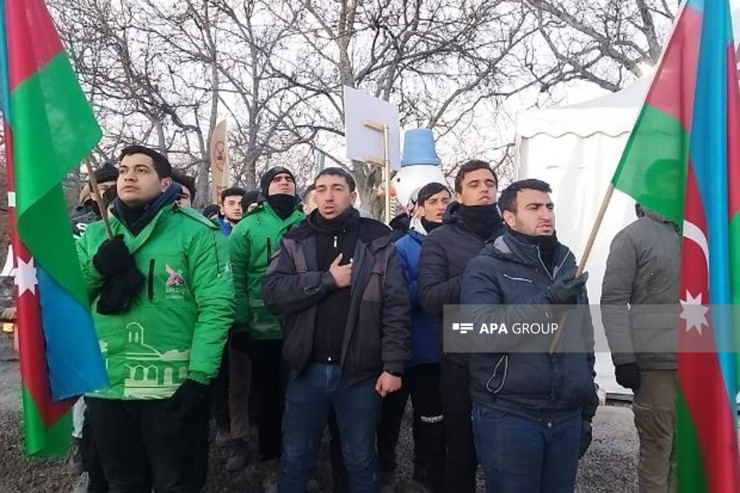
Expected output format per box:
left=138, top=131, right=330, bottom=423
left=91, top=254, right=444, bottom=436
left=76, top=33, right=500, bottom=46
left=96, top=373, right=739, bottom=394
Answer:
left=462, top=232, right=599, bottom=420
left=418, top=202, right=504, bottom=366
left=262, top=216, right=412, bottom=386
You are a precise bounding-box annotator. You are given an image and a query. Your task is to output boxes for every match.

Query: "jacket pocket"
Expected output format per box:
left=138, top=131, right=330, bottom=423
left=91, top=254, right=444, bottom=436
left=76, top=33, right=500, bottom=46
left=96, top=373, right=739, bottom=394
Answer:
left=485, top=355, right=508, bottom=395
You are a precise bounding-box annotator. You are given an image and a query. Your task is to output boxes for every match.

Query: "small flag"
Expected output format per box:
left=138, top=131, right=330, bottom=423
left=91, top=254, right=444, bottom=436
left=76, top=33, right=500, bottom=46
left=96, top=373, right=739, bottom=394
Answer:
left=611, top=0, right=740, bottom=490
left=0, top=0, right=108, bottom=456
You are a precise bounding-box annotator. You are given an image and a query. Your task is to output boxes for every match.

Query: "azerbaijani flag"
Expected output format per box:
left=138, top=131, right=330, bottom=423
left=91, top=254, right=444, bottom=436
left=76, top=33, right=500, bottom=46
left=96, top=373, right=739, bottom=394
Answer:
left=611, top=0, right=740, bottom=490
left=0, top=0, right=108, bottom=456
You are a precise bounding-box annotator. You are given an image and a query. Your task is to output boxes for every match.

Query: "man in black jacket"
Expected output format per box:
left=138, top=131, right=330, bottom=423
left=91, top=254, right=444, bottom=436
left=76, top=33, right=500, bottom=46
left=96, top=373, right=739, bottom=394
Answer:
left=461, top=179, right=597, bottom=492
left=418, top=160, right=503, bottom=493
left=262, top=167, right=411, bottom=492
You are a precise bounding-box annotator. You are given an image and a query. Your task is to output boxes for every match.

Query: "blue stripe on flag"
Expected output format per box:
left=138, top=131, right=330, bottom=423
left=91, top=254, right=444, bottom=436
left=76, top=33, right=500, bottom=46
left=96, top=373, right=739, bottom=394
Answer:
left=688, top=0, right=737, bottom=405
left=37, top=266, right=108, bottom=400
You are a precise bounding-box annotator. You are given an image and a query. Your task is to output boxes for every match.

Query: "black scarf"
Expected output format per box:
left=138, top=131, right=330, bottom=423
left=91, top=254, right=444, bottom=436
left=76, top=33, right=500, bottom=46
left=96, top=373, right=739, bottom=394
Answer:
left=113, top=183, right=181, bottom=236
left=421, top=217, right=443, bottom=234
left=311, top=207, right=361, bottom=234
left=267, top=194, right=298, bottom=220
left=509, top=228, right=560, bottom=274
left=457, top=203, right=503, bottom=240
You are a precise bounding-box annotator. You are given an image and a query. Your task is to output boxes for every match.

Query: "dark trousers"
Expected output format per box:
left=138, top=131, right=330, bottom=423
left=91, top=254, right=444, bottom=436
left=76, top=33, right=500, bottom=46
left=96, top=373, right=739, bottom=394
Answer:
left=473, top=403, right=582, bottom=493
left=81, top=406, right=110, bottom=493
left=86, top=397, right=207, bottom=493
left=440, top=360, right=477, bottom=493
left=377, top=363, right=445, bottom=489
left=279, top=363, right=381, bottom=493
left=211, top=342, right=231, bottom=432
left=247, top=339, right=284, bottom=461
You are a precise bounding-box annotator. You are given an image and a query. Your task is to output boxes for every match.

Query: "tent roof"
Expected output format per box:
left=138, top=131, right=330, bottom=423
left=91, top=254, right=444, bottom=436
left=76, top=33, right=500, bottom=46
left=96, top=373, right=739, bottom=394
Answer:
left=516, top=77, right=651, bottom=139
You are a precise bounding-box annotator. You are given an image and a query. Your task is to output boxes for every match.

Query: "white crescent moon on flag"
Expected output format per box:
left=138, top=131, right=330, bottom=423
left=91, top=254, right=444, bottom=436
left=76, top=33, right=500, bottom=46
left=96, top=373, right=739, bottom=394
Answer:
left=683, top=220, right=710, bottom=270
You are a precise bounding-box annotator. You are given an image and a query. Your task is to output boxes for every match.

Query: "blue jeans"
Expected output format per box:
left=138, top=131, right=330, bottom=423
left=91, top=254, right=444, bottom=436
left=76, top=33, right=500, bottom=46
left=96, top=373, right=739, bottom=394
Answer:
left=278, top=364, right=381, bottom=493
left=472, top=402, right=582, bottom=493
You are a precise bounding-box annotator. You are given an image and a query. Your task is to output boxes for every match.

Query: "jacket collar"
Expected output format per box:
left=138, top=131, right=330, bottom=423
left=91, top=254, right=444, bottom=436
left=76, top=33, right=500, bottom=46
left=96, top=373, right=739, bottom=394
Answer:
left=491, top=231, right=572, bottom=277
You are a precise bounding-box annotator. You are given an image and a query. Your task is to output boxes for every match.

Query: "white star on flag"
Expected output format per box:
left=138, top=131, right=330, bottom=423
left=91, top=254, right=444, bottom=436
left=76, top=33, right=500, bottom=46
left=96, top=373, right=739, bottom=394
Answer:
left=14, top=257, right=38, bottom=297
left=680, top=290, right=709, bottom=335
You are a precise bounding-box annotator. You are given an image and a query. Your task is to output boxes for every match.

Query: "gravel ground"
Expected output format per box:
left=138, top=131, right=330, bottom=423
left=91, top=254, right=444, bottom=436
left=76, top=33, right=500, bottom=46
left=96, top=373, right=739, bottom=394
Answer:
left=0, top=334, right=638, bottom=492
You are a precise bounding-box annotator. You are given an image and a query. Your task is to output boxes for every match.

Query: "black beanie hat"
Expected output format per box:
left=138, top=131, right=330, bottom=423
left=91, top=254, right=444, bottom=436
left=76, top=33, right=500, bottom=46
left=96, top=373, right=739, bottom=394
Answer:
left=260, top=166, right=295, bottom=196
left=94, top=162, right=119, bottom=184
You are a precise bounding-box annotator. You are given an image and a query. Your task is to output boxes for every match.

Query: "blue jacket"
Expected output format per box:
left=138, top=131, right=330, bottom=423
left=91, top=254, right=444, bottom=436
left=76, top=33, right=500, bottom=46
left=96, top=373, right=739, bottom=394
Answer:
left=217, top=215, right=233, bottom=236
left=396, top=229, right=441, bottom=367
left=461, top=231, right=598, bottom=420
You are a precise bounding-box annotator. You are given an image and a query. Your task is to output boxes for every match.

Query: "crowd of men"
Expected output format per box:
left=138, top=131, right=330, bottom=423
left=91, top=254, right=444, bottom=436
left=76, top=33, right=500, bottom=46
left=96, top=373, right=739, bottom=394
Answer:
left=67, top=144, right=679, bottom=493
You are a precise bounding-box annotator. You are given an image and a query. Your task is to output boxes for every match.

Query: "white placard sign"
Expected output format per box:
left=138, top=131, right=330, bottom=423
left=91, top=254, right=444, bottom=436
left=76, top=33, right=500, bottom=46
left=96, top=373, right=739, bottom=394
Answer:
left=343, top=86, right=401, bottom=170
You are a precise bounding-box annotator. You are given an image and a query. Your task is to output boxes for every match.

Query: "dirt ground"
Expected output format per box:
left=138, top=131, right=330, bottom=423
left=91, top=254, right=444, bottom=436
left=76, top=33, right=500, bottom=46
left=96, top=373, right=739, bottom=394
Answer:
left=0, top=334, right=638, bottom=492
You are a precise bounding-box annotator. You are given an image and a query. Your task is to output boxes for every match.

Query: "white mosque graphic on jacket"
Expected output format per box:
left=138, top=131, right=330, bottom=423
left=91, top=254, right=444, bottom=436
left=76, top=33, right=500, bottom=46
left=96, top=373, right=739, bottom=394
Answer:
left=100, top=322, right=190, bottom=397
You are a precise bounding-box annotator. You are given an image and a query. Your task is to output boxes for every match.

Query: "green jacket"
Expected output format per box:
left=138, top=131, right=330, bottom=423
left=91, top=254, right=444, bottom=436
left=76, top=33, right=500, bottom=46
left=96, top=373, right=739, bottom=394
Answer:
left=230, top=201, right=304, bottom=340
left=78, top=204, right=235, bottom=400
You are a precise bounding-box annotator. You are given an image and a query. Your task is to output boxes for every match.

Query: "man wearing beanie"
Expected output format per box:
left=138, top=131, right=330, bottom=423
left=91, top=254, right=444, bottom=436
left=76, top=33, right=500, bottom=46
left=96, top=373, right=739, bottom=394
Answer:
left=77, top=144, right=234, bottom=490
left=378, top=182, right=450, bottom=492
left=262, top=167, right=410, bottom=492
left=229, top=166, right=305, bottom=489
left=418, top=160, right=504, bottom=493
left=461, top=179, right=596, bottom=491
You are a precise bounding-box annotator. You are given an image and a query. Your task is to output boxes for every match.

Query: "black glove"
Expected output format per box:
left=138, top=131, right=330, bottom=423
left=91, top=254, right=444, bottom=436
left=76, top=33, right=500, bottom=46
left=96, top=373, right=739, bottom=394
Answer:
left=96, top=268, right=145, bottom=315
left=579, top=419, right=593, bottom=458
left=615, top=363, right=641, bottom=391
left=93, top=234, right=136, bottom=277
left=166, top=379, right=210, bottom=419
left=546, top=272, right=589, bottom=305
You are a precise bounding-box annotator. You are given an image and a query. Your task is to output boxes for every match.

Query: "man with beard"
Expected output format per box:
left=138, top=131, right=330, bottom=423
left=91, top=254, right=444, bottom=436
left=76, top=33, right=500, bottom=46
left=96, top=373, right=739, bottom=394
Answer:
left=262, top=167, right=411, bottom=492
left=462, top=179, right=596, bottom=491
left=229, top=166, right=305, bottom=490
left=378, top=182, right=451, bottom=492
left=418, top=160, right=503, bottom=493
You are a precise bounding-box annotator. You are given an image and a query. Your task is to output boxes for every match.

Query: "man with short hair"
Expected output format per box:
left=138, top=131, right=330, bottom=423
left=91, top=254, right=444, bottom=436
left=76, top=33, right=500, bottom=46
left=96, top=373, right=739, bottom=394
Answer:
left=219, top=187, right=247, bottom=235
left=462, top=179, right=597, bottom=492
left=78, top=144, right=234, bottom=491
left=262, top=167, right=411, bottom=492
left=418, top=160, right=503, bottom=493
left=72, top=161, right=119, bottom=240
left=378, top=182, right=450, bottom=492
left=172, top=170, right=196, bottom=208
left=229, top=167, right=305, bottom=486
left=302, top=184, right=317, bottom=215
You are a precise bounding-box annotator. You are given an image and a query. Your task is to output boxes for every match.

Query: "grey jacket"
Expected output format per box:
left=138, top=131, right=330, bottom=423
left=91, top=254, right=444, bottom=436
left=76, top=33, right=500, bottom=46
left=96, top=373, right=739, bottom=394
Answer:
left=600, top=207, right=680, bottom=370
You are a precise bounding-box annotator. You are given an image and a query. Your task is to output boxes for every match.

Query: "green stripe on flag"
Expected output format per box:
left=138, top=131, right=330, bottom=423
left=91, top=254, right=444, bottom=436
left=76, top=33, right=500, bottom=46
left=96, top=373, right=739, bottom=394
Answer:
left=677, top=388, right=708, bottom=492
left=10, top=49, right=101, bottom=226
left=21, top=385, right=71, bottom=457
left=611, top=105, right=689, bottom=226
left=730, top=213, right=740, bottom=385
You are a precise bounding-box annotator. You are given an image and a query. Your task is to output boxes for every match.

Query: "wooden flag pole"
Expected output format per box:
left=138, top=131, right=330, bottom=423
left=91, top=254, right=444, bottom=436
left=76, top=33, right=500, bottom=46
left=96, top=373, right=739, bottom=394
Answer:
left=84, top=159, right=114, bottom=240
left=548, top=183, right=615, bottom=355
left=363, top=120, right=392, bottom=224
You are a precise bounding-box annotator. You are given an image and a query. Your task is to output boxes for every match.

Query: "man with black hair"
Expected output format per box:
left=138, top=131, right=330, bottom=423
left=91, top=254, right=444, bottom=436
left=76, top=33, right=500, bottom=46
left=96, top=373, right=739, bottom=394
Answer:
left=72, top=161, right=119, bottom=240
left=462, top=178, right=597, bottom=492
left=242, top=190, right=261, bottom=213
left=418, top=160, right=503, bottom=493
left=378, top=182, right=450, bottom=492
left=229, top=166, right=304, bottom=488
left=262, top=167, right=411, bottom=492
left=302, top=184, right=317, bottom=215
left=172, top=170, right=197, bottom=208
left=219, top=187, right=247, bottom=235
left=77, top=144, right=234, bottom=491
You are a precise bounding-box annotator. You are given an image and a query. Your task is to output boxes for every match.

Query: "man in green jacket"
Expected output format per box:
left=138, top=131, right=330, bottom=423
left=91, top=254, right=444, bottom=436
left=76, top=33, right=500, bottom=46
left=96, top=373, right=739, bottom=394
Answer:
left=229, top=166, right=304, bottom=483
left=78, top=145, right=234, bottom=492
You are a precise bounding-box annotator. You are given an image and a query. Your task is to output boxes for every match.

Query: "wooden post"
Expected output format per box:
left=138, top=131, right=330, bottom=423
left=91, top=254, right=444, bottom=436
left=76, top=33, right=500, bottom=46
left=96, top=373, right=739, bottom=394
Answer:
left=363, top=121, right=392, bottom=224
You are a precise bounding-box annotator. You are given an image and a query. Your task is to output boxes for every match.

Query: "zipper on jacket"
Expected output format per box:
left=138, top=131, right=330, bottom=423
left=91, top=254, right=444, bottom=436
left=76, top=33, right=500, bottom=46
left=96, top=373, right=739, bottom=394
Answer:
left=148, top=259, right=155, bottom=301
left=266, top=237, right=272, bottom=264
left=333, top=235, right=338, bottom=248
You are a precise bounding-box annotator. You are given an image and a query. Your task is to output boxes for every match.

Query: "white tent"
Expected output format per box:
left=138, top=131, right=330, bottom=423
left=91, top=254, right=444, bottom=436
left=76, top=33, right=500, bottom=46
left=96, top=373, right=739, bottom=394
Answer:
left=515, top=77, right=652, bottom=398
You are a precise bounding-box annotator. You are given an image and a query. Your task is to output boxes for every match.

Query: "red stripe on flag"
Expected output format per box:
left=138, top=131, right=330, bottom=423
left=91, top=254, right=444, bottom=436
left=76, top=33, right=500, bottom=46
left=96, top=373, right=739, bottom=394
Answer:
left=5, top=0, right=63, bottom=91
left=4, top=122, right=71, bottom=426
left=726, top=45, right=740, bottom=218
left=679, top=162, right=740, bottom=492
left=645, top=6, right=703, bottom=131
